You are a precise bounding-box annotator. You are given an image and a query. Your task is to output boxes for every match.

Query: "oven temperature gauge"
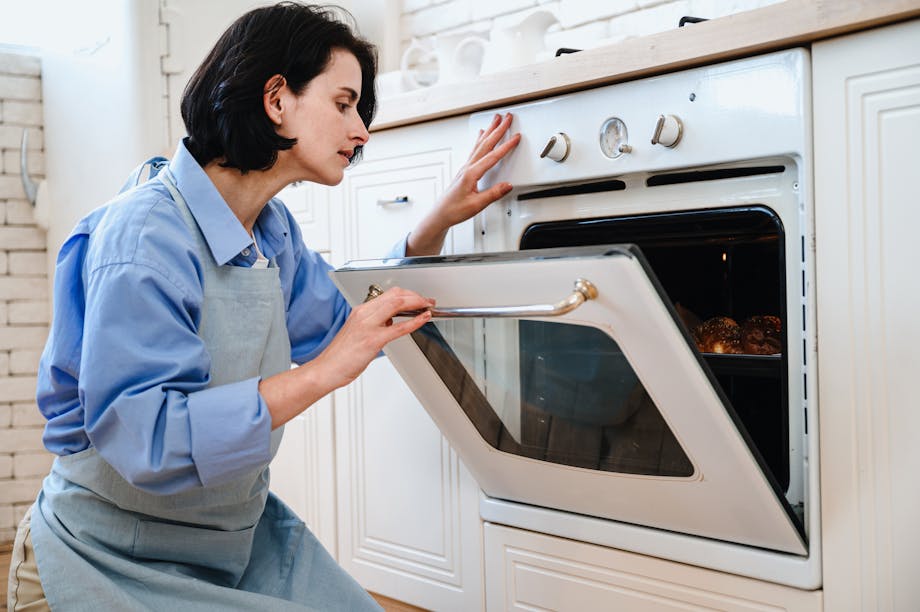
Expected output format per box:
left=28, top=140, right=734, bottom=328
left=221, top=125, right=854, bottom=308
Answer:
left=599, top=117, right=632, bottom=159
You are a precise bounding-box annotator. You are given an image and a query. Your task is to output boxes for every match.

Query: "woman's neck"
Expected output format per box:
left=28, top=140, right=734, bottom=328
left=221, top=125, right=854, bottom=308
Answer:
left=202, top=161, right=288, bottom=233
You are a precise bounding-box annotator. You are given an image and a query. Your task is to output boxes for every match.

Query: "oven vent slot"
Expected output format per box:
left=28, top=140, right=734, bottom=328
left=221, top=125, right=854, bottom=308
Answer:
left=646, top=165, right=785, bottom=187
left=517, top=179, right=626, bottom=201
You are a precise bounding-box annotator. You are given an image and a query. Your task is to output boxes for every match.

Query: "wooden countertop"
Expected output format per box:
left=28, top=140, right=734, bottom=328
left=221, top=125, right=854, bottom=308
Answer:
left=372, top=0, right=920, bottom=131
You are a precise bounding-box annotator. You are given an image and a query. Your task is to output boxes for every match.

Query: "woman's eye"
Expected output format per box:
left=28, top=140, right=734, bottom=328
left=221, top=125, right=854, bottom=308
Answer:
left=337, top=102, right=350, bottom=112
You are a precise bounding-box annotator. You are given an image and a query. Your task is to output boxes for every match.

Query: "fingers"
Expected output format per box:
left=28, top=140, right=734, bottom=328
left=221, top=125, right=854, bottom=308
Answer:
left=469, top=115, right=500, bottom=155
left=470, top=114, right=500, bottom=150
left=361, top=287, right=434, bottom=325
left=469, top=113, right=514, bottom=163
left=385, top=309, right=432, bottom=342
left=469, top=131, right=522, bottom=180
left=476, top=114, right=511, bottom=160
left=472, top=181, right=514, bottom=210
left=365, top=287, right=434, bottom=343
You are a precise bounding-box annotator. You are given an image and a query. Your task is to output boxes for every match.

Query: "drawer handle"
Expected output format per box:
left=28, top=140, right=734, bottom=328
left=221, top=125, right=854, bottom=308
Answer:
left=377, top=195, right=410, bottom=206
left=364, top=278, right=598, bottom=319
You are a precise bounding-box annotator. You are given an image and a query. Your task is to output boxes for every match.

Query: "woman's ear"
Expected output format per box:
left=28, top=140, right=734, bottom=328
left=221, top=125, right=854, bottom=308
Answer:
left=263, top=74, right=287, bottom=126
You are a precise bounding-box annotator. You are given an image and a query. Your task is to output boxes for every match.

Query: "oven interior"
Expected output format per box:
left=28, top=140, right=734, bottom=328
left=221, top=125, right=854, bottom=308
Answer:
left=517, top=206, right=790, bottom=493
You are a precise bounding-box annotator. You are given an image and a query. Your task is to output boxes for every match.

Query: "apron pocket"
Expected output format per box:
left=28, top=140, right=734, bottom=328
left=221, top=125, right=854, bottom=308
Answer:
left=133, top=519, right=257, bottom=587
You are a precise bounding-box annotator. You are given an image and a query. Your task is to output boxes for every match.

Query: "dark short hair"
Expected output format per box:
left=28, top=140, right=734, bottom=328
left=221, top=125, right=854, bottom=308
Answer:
left=181, top=2, right=377, bottom=173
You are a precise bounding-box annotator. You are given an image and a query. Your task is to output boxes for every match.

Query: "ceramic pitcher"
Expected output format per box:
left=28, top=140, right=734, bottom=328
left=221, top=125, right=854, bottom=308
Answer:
left=400, top=31, right=488, bottom=89
left=480, top=10, right=558, bottom=75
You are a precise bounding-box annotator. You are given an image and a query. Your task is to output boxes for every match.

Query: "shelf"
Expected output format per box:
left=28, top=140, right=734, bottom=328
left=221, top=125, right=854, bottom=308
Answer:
left=702, top=353, right=783, bottom=378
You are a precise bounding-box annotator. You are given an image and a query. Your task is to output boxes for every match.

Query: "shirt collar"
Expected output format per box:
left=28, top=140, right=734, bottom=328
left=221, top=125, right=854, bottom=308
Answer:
left=167, top=140, right=288, bottom=266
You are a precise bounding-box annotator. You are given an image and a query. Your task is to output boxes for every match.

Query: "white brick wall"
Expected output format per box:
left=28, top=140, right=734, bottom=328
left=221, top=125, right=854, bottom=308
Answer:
left=399, top=0, right=785, bottom=63
left=11, top=402, right=44, bottom=428
left=0, top=51, right=49, bottom=544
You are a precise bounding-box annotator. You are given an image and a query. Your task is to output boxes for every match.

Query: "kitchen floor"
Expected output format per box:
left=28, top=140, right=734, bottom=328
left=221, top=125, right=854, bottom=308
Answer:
left=370, top=592, right=428, bottom=611
left=0, top=544, right=423, bottom=611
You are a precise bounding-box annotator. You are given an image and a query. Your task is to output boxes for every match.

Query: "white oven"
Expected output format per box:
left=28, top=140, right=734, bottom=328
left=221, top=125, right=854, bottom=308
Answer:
left=331, top=49, right=819, bottom=589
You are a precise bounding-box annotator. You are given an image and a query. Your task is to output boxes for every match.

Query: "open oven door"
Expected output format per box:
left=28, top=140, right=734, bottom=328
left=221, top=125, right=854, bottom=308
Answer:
left=330, top=244, right=807, bottom=555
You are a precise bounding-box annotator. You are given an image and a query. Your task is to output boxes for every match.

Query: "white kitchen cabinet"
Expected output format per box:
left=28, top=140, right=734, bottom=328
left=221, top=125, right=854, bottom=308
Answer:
left=813, top=18, right=920, bottom=612
left=276, top=182, right=334, bottom=253
left=329, top=117, right=485, bottom=611
left=269, top=395, right=338, bottom=556
left=268, top=182, right=339, bottom=556
left=484, top=523, right=821, bottom=611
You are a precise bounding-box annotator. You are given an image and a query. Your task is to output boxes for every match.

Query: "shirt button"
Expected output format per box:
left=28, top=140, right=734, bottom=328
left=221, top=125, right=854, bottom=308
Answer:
left=241, top=248, right=251, bottom=256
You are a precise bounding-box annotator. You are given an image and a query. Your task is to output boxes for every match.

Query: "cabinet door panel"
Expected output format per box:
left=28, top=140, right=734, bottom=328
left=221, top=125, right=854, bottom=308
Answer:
left=484, top=523, right=821, bottom=612
left=269, top=395, right=337, bottom=556
left=814, top=18, right=920, bottom=612
left=335, top=360, right=476, bottom=592
left=332, top=123, right=484, bottom=611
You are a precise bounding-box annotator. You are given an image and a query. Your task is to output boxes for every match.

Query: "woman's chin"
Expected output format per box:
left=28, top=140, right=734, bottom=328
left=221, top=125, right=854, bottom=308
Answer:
left=307, top=169, right=345, bottom=187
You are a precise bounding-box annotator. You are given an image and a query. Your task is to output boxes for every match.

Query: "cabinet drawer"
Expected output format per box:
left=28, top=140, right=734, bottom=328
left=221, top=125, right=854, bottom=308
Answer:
left=339, top=150, right=453, bottom=260
left=485, top=523, right=822, bottom=611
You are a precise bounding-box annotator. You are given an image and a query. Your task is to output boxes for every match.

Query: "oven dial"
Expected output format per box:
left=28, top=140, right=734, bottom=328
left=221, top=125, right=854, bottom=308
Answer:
left=540, top=132, right=571, bottom=162
left=599, top=117, right=630, bottom=159
left=651, top=114, right=683, bottom=147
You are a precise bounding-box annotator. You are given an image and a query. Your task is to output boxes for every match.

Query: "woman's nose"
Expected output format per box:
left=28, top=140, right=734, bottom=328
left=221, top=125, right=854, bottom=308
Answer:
left=351, top=116, right=369, bottom=145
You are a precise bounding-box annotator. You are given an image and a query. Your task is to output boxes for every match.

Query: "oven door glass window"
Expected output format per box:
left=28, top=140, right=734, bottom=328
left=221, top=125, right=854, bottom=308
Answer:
left=413, top=318, right=693, bottom=477
left=331, top=245, right=806, bottom=555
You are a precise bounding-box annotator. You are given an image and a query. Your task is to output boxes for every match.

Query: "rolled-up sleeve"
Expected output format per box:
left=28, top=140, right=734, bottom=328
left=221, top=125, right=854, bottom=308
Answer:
left=79, top=261, right=272, bottom=494
left=187, top=377, right=272, bottom=487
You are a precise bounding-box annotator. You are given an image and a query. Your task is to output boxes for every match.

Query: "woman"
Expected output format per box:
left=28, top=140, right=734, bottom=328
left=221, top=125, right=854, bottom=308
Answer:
left=6, top=3, right=519, bottom=610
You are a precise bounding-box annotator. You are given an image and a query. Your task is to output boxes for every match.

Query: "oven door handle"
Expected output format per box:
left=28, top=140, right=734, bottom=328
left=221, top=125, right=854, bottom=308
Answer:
left=364, top=278, right=598, bottom=319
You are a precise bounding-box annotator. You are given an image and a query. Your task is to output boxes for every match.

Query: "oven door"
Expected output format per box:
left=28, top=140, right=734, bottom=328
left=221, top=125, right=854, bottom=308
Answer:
left=330, top=244, right=807, bottom=556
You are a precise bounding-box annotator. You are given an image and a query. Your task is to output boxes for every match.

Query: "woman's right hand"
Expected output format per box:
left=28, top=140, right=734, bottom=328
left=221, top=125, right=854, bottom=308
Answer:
left=312, top=286, right=434, bottom=388
left=261, top=287, right=433, bottom=429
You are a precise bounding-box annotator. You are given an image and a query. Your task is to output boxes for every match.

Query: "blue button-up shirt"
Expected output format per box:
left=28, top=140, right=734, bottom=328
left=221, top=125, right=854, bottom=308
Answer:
left=37, top=141, right=405, bottom=494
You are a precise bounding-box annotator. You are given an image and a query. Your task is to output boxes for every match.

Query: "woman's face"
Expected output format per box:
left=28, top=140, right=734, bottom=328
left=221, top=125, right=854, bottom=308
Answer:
left=276, top=48, right=370, bottom=185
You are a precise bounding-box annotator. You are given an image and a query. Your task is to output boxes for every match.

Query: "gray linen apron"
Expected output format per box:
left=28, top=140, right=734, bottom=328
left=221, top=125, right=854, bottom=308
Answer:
left=28, top=170, right=380, bottom=611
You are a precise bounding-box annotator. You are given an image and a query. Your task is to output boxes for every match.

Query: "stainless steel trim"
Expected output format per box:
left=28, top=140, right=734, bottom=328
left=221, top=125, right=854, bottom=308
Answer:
left=365, top=278, right=598, bottom=319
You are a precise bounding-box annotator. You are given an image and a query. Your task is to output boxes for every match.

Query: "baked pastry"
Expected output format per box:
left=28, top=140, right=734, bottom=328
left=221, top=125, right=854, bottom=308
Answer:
left=674, top=302, right=702, bottom=344
left=741, top=315, right=782, bottom=355
left=696, top=317, right=743, bottom=354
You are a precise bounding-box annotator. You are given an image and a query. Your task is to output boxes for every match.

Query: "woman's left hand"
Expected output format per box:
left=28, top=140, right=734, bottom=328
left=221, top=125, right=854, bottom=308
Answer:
left=406, top=113, right=521, bottom=256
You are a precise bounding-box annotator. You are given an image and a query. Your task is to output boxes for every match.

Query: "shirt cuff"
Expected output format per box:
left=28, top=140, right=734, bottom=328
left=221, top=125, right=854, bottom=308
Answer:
left=385, top=234, right=409, bottom=259
left=187, top=376, right=273, bottom=487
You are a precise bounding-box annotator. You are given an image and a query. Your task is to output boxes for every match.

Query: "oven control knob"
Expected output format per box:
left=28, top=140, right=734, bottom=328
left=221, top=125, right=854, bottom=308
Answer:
left=651, top=114, right=683, bottom=147
left=539, top=132, right=571, bottom=162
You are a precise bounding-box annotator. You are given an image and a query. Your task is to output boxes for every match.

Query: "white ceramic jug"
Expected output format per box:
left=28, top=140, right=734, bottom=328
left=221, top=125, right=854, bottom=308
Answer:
left=480, top=10, right=558, bottom=75
left=400, top=32, right=487, bottom=89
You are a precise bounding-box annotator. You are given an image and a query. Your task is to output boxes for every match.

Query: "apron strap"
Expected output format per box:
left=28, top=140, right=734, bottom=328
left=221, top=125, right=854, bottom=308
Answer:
left=120, top=156, right=170, bottom=194
left=154, top=164, right=280, bottom=271
left=156, top=168, right=207, bottom=252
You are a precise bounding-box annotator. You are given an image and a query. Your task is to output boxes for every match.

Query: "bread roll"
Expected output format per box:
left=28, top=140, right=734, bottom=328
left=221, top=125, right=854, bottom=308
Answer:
left=674, top=302, right=702, bottom=344
left=696, top=317, right=742, bottom=354
left=741, top=315, right=782, bottom=355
